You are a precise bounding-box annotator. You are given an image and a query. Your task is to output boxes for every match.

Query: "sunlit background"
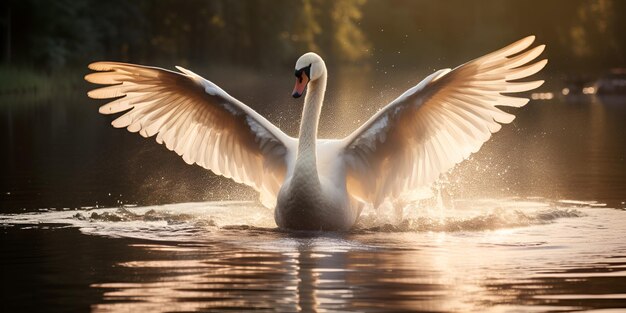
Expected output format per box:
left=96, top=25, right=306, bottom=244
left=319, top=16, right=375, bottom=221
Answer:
left=1, top=1, right=626, bottom=312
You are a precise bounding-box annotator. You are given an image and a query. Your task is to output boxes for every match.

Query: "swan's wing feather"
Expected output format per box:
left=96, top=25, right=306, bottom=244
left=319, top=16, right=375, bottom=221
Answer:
left=86, top=62, right=295, bottom=207
left=341, top=36, right=546, bottom=206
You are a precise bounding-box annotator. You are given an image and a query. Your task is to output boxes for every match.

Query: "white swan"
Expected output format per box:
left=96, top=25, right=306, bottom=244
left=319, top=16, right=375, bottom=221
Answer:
left=85, top=36, right=546, bottom=231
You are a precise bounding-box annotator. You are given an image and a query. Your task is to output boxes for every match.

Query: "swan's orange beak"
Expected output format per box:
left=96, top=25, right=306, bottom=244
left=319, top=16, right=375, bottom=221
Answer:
left=292, top=73, right=309, bottom=98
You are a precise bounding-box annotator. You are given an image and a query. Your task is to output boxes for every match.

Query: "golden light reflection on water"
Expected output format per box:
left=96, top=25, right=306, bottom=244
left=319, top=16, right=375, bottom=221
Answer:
left=87, top=207, right=626, bottom=312
left=91, top=242, right=320, bottom=312
left=3, top=199, right=624, bottom=312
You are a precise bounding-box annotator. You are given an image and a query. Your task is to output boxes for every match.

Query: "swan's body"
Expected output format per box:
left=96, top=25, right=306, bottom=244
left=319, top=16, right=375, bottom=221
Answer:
left=275, top=61, right=360, bottom=230
left=86, top=36, right=547, bottom=231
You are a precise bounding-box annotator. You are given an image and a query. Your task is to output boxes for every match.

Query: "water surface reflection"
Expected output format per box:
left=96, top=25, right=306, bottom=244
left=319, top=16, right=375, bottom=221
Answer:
left=16, top=204, right=610, bottom=312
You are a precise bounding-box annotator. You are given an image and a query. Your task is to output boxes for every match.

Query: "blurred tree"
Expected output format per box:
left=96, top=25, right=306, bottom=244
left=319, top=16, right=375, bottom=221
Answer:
left=291, top=0, right=322, bottom=55
left=320, top=0, right=370, bottom=64
left=2, top=7, right=10, bottom=64
left=0, top=0, right=623, bottom=74
left=1, top=0, right=141, bottom=70
left=567, top=0, right=621, bottom=65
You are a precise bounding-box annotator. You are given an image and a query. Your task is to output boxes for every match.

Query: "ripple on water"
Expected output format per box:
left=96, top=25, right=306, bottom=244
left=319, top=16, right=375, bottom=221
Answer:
left=0, top=198, right=591, bottom=241
left=2, top=198, right=626, bottom=312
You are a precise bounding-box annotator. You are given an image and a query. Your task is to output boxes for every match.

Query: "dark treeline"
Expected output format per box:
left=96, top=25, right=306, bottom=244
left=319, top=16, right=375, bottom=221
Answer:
left=0, top=0, right=624, bottom=74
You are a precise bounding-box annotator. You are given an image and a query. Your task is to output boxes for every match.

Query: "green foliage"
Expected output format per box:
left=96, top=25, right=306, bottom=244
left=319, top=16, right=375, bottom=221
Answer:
left=1, top=0, right=141, bottom=70
left=0, top=0, right=624, bottom=75
left=330, top=0, right=370, bottom=62
left=0, top=66, right=47, bottom=93
left=0, top=65, right=80, bottom=98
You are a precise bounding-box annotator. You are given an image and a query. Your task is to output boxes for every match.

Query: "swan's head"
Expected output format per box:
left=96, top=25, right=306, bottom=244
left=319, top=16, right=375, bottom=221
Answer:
left=292, top=52, right=325, bottom=98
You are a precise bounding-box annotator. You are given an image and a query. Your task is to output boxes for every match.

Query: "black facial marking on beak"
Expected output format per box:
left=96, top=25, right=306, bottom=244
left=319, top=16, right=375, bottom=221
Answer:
left=294, top=64, right=312, bottom=80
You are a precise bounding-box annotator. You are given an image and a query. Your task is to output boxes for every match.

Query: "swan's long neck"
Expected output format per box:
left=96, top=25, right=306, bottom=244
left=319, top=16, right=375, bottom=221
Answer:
left=293, top=70, right=326, bottom=185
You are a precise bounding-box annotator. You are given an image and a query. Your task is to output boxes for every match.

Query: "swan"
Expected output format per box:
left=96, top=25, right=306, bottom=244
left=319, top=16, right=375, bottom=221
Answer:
left=85, top=36, right=546, bottom=231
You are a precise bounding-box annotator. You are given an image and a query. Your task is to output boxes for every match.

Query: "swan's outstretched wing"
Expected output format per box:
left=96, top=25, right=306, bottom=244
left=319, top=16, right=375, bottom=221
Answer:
left=85, top=62, right=296, bottom=207
left=340, top=36, right=547, bottom=207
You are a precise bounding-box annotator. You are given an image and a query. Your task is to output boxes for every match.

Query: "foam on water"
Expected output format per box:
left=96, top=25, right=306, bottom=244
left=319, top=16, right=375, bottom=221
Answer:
left=355, top=197, right=587, bottom=232
left=0, top=198, right=594, bottom=241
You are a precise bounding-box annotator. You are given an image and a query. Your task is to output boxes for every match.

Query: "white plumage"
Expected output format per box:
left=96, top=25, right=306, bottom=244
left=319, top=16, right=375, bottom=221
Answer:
left=86, top=36, right=546, bottom=230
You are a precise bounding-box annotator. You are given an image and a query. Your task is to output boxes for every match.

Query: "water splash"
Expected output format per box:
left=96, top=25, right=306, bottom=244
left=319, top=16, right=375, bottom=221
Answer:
left=355, top=205, right=583, bottom=232
left=0, top=197, right=597, bottom=242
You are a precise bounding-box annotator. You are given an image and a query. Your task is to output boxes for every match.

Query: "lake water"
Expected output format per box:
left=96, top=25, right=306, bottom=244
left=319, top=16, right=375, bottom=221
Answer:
left=1, top=70, right=626, bottom=312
